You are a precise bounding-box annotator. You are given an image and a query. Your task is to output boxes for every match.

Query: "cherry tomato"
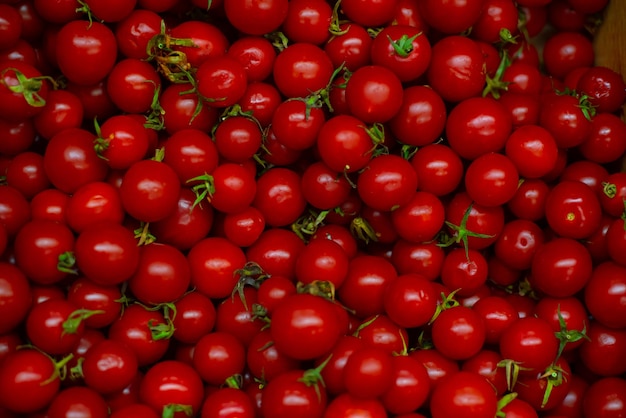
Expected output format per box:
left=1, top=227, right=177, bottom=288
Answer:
left=270, top=293, right=344, bottom=360
left=224, top=0, right=289, bottom=36
left=464, top=152, right=519, bottom=207
left=0, top=262, right=32, bottom=335
left=193, top=331, right=246, bottom=386
left=139, top=360, right=205, bottom=417
left=0, top=348, right=63, bottom=414
left=431, top=305, right=487, bottom=360
left=419, top=0, right=485, bottom=34
left=56, top=20, right=117, bottom=86
left=82, top=338, right=139, bottom=394
left=426, top=35, right=486, bottom=103
left=544, top=180, right=602, bottom=239
left=272, top=42, right=334, bottom=99
left=430, top=371, right=498, bottom=418
left=74, top=221, right=140, bottom=286
left=383, top=273, right=437, bottom=328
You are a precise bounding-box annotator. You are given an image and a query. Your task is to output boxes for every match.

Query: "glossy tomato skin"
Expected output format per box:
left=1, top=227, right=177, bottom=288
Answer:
left=270, top=293, right=343, bottom=360
left=74, top=221, right=140, bottom=286
left=214, top=288, right=265, bottom=347
left=507, top=178, right=550, bottom=221
left=128, top=243, right=191, bottom=305
left=494, top=219, right=545, bottom=271
left=539, top=92, right=593, bottom=149
left=282, top=0, right=332, bottom=45
left=446, top=97, right=512, bottom=160
left=43, top=128, right=109, bottom=194
left=579, top=320, right=626, bottom=377
left=56, top=20, right=117, bottom=86
left=505, top=124, right=559, bottom=179
left=25, top=298, right=85, bottom=355
left=577, top=65, right=626, bottom=113
left=381, top=354, right=431, bottom=414
left=106, top=58, right=160, bottom=114
left=431, top=306, right=487, bottom=361
left=139, top=360, right=204, bottom=418
left=5, top=151, right=50, bottom=200
left=544, top=180, right=602, bottom=239
left=214, top=115, right=263, bottom=163
left=0, top=61, right=50, bottom=121
left=272, top=42, right=334, bottom=99
left=0, top=348, right=63, bottom=414
left=114, top=8, right=162, bottom=59
left=471, top=0, right=520, bottom=43
left=427, top=36, right=486, bottom=103
left=499, top=316, right=559, bottom=374
left=33, top=89, right=84, bottom=140
left=150, top=188, right=215, bottom=251
left=343, top=346, right=394, bottom=399
left=357, top=154, right=418, bottom=212
left=464, top=152, right=519, bottom=207
left=294, top=238, right=349, bottom=288
left=324, top=393, right=387, bottom=418
left=579, top=113, right=626, bottom=164
left=193, top=331, right=246, bottom=386
left=430, top=371, right=498, bottom=418
left=445, top=192, right=505, bottom=251
left=261, top=369, right=328, bottom=418
left=188, top=236, right=247, bottom=300
left=253, top=167, right=306, bottom=227
left=584, top=261, right=626, bottom=329
left=46, top=385, right=109, bottom=418
left=542, top=31, right=594, bottom=79
left=370, top=24, right=431, bottom=83
left=199, top=162, right=256, bottom=215
left=169, top=20, right=229, bottom=68
left=0, top=118, right=36, bottom=156
left=441, top=248, right=489, bottom=297
left=13, top=219, right=75, bottom=285
left=227, top=36, right=277, bottom=82
left=337, top=255, right=398, bottom=318
left=171, top=291, right=216, bottom=345
left=383, top=273, right=437, bottom=328
left=82, top=338, right=139, bottom=394
left=247, top=328, right=301, bottom=382
left=418, top=0, right=485, bottom=34
left=224, top=0, right=288, bottom=36
left=300, top=161, right=351, bottom=210
left=530, top=237, right=593, bottom=298
left=324, top=22, right=372, bottom=71
left=108, top=304, right=171, bottom=367
left=119, top=159, right=181, bottom=223
left=461, top=350, right=508, bottom=396
left=246, top=228, right=305, bottom=279
left=390, top=85, right=447, bottom=147
left=160, top=83, right=218, bottom=135
left=345, top=64, right=404, bottom=124
left=67, top=277, right=122, bottom=329
left=341, top=0, right=398, bottom=27
left=514, top=356, right=572, bottom=412
left=0, top=262, right=32, bottom=334
left=271, top=99, right=325, bottom=151
left=196, top=56, right=248, bottom=108
left=64, top=181, right=124, bottom=233
left=200, top=387, right=256, bottom=418
left=582, top=377, right=626, bottom=418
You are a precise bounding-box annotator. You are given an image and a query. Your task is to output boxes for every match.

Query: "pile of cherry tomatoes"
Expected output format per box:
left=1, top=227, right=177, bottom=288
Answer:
left=1, top=0, right=626, bottom=417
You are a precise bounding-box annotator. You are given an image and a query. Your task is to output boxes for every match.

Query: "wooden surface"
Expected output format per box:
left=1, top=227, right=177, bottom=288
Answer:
left=593, top=0, right=626, bottom=120
left=594, top=0, right=626, bottom=75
